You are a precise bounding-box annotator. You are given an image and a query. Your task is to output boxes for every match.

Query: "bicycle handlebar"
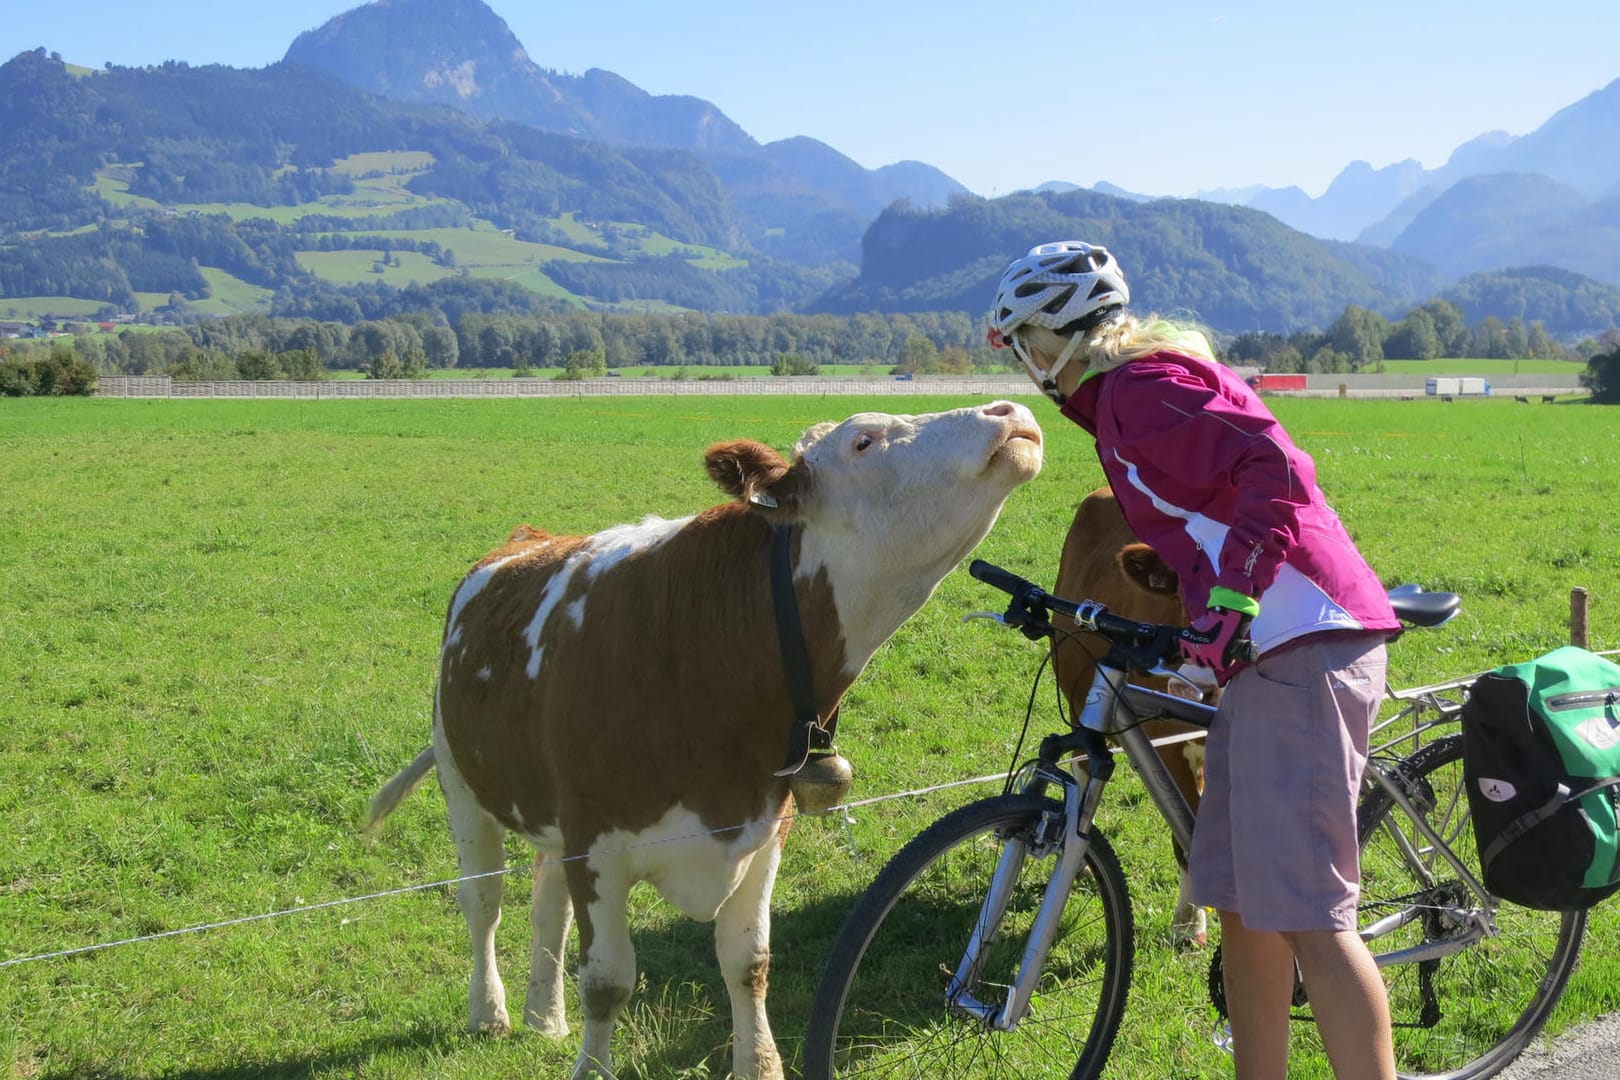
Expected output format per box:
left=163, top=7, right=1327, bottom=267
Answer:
left=968, top=559, right=1261, bottom=668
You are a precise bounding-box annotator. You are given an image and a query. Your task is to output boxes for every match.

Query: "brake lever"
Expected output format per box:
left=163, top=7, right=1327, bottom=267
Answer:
left=963, top=607, right=1051, bottom=641
left=1146, top=664, right=1216, bottom=698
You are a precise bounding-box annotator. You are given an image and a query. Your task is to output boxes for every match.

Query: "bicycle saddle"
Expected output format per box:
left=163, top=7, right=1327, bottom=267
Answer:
left=1387, top=584, right=1462, bottom=627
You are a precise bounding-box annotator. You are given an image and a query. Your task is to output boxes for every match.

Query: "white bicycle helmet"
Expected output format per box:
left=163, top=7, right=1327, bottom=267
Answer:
left=989, top=241, right=1129, bottom=402
left=990, top=241, right=1129, bottom=337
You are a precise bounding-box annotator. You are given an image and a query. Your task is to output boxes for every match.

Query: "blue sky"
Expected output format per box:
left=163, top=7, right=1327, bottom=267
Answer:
left=8, top=1, right=1619, bottom=200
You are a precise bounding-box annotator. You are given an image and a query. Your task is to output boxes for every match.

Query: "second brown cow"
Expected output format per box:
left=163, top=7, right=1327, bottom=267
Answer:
left=1052, top=485, right=1213, bottom=947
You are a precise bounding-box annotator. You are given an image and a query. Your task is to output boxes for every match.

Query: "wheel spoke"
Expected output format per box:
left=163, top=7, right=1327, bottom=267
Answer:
left=1329, top=735, right=1587, bottom=1080
left=804, top=795, right=1135, bottom=1078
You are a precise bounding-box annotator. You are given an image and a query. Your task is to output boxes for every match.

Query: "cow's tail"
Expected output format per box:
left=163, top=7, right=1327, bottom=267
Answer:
left=362, top=745, right=437, bottom=839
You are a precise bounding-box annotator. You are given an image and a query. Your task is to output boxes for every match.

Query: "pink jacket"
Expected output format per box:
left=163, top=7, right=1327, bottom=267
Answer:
left=1059, top=350, right=1400, bottom=654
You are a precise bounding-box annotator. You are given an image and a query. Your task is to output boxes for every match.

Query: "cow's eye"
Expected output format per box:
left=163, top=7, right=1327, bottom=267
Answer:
left=853, top=432, right=875, bottom=454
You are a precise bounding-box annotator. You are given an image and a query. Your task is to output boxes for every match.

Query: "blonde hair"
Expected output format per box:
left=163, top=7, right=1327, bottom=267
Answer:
left=1020, top=312, right=1216, bottom=375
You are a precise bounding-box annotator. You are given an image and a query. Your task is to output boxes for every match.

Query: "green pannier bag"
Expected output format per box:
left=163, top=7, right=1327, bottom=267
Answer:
left=1460, top=645, right=1620, bottom=911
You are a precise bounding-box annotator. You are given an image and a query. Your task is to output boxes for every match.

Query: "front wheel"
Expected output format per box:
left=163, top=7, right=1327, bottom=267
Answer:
left=1352, top=732, right=1586, bottom=1079
left=803, top=792, right=1135, bottom=1079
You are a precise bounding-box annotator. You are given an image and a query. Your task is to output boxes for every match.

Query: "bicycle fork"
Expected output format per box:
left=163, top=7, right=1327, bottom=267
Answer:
left=946, top=729, right=1116, bottom=1031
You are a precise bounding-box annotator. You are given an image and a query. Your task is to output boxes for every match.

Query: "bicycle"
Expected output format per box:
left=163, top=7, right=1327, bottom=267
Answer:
left=802, top=560, right=1587, bottom=1079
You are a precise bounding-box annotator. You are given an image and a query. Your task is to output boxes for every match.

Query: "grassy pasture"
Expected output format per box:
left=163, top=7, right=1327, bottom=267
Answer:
left=0, top=297, right=107, bottom=319
left=1380, top=358, right=1591, bottom=377
left=328, top=151, right=437, bottom=178
left=319, top=364, right=892, bottom=381
left=337, top=228, right=612, bottom=267
left=1, top=395, right=1616, bottom=1079
left=193, top=267, right=275, bottom=316
left=543, top=212, right=747, bottom=270
left=293, top=249, right=460, bottom=290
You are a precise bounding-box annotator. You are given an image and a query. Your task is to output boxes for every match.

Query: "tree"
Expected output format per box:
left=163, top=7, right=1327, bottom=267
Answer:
left=894, top=333, right=939, bottom=376
left=1503, top=317, right=1530, bottom=360
left=1328, top=306, right=1389, bottom=370
left=422, top=325, right=459, bottom=369
left=560, top=347, right=607, bottom=380
left=363, top=351, right=406, bottom=379
left=1581, top=348, right=1620, bottom=404
left=1525, top=321, right=1562, bottom=360
left=1384, top=310, right=1441, bottom=360
left=236, top=349, right=282, bottom=380
left=477, top=318, right=520, bottom=370
left=1306, top=346, right=1350, bottom=374
left=770, top=353, right=819, bottom=376
left=938, top=345, right=972, bottom=375
left=1266, top=344, right=1304, bottom=373
left=398, top=345, right=429, bottom=378
left=280, top=348, right=325, bottom=380
left=1420, top=300, right=1469, bottom=356
left=1, top=342, right=98, bottom=396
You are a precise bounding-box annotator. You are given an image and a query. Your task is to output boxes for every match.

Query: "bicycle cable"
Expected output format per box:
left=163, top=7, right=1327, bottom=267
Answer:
left=1001, top=643, right=1054, bottom=795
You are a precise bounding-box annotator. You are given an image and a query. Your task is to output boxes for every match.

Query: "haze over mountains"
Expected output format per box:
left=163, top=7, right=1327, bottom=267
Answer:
left=5, top=0, right=1620, bottom=336
left=1112, top=76, right=1620, bottom=262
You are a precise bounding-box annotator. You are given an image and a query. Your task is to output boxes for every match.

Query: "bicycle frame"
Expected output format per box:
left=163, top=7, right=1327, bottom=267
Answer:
left=1358, top=757, right=1495, bottom=966
left=947, top=657, right=1498, bottom=1032
left=948, top=662, right=1214, bottom=1029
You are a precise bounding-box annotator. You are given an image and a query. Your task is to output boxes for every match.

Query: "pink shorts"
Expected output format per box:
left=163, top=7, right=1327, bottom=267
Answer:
left=1187, top=633, right=1388, bottom=932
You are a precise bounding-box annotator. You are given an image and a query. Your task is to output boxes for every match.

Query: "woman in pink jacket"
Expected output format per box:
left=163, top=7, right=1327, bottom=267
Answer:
left=989, top=241, right=1402, bottom=1080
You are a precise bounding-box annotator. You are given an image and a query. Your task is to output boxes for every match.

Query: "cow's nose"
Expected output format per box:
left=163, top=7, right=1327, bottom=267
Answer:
left=981, top=401, right=1020, bottom=418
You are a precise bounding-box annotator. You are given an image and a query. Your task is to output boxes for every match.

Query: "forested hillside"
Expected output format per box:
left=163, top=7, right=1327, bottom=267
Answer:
left=813, top=190, right=1445, bottom=332
left=0, top=49, right=843, bottom=317
left=6, top=41, right=1620, bottom=341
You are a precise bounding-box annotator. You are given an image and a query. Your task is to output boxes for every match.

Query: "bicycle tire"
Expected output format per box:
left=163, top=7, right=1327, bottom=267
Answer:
left=1350, top=732, right=1587, bottom=1080
left=802, top=792, right=1135, bottom=1079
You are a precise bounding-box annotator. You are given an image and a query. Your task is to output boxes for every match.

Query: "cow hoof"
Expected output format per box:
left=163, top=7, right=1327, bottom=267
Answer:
left=570, top=1053, right=617, bottom=1080
left=469, top=1010, right=512, bottom=1037
left=789, top=753, right=853, bottom=815
left=524, top=1005, right=569, bottom=1038
left=1173, top=930, right=1209, bottom=951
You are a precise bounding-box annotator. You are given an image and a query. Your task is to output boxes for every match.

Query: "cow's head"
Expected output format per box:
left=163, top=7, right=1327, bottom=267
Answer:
left=1118, top=543, right=1180, bottom=597
left=708, top=401, right=1043, bottom=667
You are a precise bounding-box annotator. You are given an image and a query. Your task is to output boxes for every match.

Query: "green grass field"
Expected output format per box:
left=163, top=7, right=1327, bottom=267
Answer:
left=293, top=249, right=461, bottom=289
left=1380, top=357, right=1591, bottom=376
left=330, top=227, right=611, bottom=267
left=319, top=364, right=905, bottom=381
left=327, top=151, right=438, bottom=178
left=0, top=297, right=108, bottom=319
left=193, top=267, right=275, bottom=316
left=1, top=395, right=1616, bottom=1079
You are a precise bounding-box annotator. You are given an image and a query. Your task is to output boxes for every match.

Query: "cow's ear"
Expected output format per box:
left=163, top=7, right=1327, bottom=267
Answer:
left=705, top=440, right=805, bottom=512
left=1117, top=543, right=1180, bottom=595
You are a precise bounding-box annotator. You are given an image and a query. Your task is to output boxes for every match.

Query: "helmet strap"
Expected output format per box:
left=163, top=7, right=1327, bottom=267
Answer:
left=1011, top=333, right=1086, bottom=406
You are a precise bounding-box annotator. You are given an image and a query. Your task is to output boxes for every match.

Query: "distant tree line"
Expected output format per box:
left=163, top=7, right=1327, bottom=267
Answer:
left=0, top=340, right=98, bottom=395
left=12, top=303, right=1617, bottom=399
left=1224, top=300, right=1597, bottom=372
left=127, top=149, right=357, bottom=206
left=5, top=307, right=1008, bottom=382
left=0, top=214, right=310, bottom=306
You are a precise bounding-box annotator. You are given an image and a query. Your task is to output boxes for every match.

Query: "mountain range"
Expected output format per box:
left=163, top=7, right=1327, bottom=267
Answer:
left=270, top=0, right=1620, bottom=295
left=1160, top=77, right=1620, bottom=261
left=282, top=0, right=966, bottom=265
left=4, top=0, right=1620, bottom=337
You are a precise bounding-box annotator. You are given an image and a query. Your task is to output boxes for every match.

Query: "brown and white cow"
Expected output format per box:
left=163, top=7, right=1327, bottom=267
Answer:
left=364, top=402, right=1043, bottom=1080
left=1052, top=485, right=1214, bottom=947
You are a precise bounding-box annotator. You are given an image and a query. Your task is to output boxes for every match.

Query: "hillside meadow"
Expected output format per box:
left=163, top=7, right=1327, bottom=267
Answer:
left=1, top=394, right=1617, bottom=1079
left=58, top=153, right=749, bottom=318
